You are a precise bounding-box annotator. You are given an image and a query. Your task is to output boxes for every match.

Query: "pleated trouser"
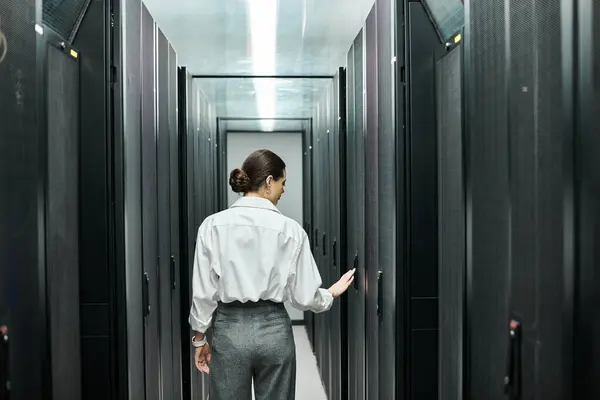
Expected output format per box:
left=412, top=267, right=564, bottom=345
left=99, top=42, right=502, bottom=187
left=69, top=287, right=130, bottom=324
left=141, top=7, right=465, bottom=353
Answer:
left=209, top=300, right=296, bottom=400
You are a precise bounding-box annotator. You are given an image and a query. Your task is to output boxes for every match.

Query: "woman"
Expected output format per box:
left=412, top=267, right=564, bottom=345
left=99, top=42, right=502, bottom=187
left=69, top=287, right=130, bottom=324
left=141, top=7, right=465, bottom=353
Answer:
left=189, top=149, right=355, bottom=400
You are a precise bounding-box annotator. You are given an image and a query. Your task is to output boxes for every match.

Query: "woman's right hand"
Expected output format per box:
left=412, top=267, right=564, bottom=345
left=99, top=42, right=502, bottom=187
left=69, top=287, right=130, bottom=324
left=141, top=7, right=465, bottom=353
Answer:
left=195, top=343, right=211, bottom=374
left=328, top=268, right=356, bottom=297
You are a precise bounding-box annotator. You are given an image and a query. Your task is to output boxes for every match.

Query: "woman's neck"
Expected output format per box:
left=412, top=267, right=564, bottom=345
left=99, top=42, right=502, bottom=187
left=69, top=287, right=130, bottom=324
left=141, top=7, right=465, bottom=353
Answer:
left=244, top=192, right=262, bottom=198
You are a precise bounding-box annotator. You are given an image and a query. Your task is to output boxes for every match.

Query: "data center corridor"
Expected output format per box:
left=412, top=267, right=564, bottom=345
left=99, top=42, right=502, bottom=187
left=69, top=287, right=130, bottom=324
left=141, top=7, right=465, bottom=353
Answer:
left=2, top=0, right=600, bottom=399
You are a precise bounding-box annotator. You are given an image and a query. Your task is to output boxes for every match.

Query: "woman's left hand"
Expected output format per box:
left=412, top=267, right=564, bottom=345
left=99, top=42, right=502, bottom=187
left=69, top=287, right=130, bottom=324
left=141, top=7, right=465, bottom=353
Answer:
left=195, top=343, right=211, bottom=374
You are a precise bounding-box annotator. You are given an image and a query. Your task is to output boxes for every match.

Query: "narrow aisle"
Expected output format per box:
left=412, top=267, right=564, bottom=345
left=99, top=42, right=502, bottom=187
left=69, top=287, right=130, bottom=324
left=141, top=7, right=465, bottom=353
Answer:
left=251, top=326, right=327, bottom=400
left=293, top=326, right=328, bottom=400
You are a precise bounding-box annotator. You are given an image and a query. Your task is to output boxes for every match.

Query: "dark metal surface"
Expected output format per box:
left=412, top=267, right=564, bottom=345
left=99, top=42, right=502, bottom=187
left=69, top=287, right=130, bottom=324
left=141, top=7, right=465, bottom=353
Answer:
left=183, top=71, right=218, bottom=400
left=168, top=45, right=183, bottom=400
left=0, top=0, right=46, bottom=397
left=337, top=68, right=349, bottom=400
left=177, top=66, right=192, bottom=400
left=507, top=1, right=569, bottom=398
left=464, top=0, right=510, bottom=396
left=157, top=28, right=174, bottom=400
left=406, top=2, right=440, bottom=398
left=345, top=27, right=367, bottom=400
left=120, top=0, right=146, bottom=396
left=73, top=0, right=126, bottom=396
left=42, top=0, right=91, bottom=41
left=574, top=1, right=600, bottom=398
left=46, top=42, right=82, bottom=400
left=422, top=0, right=464, bottom=41
left=0, top=326, right=7, bottom=400
left=140, top=6, right=160, bottom=399
left=465, top=0, right=574, bottom=398
left=364, top=6, right=379, bottom=400
left=376, top=0, right=398, bottom=398
left=436, top=43, right=464, bottom=400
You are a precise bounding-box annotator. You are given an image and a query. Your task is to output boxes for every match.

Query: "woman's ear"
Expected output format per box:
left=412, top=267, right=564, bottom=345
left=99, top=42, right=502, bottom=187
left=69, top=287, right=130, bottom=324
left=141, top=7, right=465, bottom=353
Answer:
left=266, top=175, right=274, bottom=186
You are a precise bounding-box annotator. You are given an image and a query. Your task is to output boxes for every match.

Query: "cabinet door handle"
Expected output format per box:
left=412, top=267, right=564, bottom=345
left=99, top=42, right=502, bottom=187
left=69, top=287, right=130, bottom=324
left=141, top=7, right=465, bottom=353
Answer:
left=1, top=325, right=9, bottom=398
left=377, top=270, right=383, bottom=317
left=504, top=319, right=522, bottom=398
left=170, top=255, right=176, bottom=290
left=315, top=229, right=319, bottom=249
left=332, top=239, right=337, bottom=267
left=322, top=232, right=327, bottom=256
left=353, top=253, right=359, bottom=290
left=143, top=272, right=151, bottom=317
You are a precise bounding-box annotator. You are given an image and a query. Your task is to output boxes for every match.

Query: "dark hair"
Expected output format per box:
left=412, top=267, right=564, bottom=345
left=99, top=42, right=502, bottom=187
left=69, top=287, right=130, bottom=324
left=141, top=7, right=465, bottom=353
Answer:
left=229, top=149, right=286, bottom=194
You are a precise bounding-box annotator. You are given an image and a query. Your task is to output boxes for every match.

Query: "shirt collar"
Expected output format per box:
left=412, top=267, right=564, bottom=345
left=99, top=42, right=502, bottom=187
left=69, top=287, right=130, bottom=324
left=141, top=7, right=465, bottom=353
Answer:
left=230, top=196, right=282, bottom=214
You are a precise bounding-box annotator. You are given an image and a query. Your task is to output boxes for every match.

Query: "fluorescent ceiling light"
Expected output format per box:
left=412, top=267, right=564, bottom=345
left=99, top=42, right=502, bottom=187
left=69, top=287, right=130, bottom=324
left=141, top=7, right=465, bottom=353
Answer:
left=247, top=0, right=278, bottom=131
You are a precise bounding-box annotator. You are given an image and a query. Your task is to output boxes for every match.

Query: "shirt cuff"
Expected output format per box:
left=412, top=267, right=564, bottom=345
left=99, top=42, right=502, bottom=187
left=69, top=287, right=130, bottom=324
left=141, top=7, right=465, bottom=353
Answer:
left=317, top=288, right=334, bottom=313
left=188, top=314, right=212, bottom=334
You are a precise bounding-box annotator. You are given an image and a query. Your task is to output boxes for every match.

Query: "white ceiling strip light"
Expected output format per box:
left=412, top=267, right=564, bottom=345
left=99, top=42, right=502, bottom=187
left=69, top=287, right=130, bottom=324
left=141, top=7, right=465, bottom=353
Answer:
left=247, top=0, right=278, bottom=131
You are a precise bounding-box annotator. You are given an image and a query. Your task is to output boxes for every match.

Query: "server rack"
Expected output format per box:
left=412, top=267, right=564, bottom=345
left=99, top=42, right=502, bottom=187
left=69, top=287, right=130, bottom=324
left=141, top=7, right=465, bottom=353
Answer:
left=0, top=0, right=47, bottom=398
left=574, top=1, right=600, bottom=397
left=178, top=71, right=219, bottom=400
left=402, top=2, right=442, bottom=398
left=345, top=27, right=368, bottom=400
left=464, top=0, right=577, bottom=398
left=435, top=36, right=464, bottom=400
left=364, top=7, right=380, bottom=400
left=375, top=0, right=398, bottom=399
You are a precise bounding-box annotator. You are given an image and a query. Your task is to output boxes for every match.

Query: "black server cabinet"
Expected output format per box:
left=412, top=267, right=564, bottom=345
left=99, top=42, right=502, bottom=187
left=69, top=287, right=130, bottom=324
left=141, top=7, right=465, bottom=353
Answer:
left=403, top=2, right=441, bottom=398
left=157, top=28, right=175, bottom=400
left=376, top=0, right=397, bottom=398
left=346, top=28, right=367, bottom=400
left=575, top=1, right=600, bottom=397
left=0, top=0, right=45, bottom=397
left=178, top=67, right=193, bottom=400
left=118, top=0, right=147, bottom=396
left=140, top=6, right=161, bottom=399
left=328, top=67, right=348, bottom=400
left=73, top=0, right=128, bottom=397
left=168, top=44, right=183, bottom=400
left=465, top=0, right=574, bottom=398
left=312, top=92, right=328, bottom=392
left=180, top=74, right=217, bottom=400
left=364, top=6, right=380, bottom=400
left=303, top=120, right=315, bottom=348
left=435, top=40, right=464, bottom=400
left=45, top=39, right=82, bottom=400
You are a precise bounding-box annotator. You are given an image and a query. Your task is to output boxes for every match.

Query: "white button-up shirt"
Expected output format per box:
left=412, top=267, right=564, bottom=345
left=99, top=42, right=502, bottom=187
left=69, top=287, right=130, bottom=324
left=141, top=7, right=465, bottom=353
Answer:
left=189, top=196, right=334, bottom=333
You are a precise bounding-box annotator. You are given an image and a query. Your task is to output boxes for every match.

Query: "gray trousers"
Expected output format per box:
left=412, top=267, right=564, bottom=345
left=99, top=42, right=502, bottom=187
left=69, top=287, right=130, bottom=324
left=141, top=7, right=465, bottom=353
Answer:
left=209, top=300, right=296, bottom=400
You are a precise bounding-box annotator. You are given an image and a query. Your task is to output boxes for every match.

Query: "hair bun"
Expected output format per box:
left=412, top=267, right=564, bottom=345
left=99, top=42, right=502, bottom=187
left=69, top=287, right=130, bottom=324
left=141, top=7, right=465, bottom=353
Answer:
left=229, top=168, right=250, bottom=193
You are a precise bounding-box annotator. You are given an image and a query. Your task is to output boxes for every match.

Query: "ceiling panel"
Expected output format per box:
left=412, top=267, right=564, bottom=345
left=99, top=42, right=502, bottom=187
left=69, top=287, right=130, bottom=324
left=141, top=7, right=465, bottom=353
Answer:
left=143, top=0, right=375, bottom=123
left=142, top=0, right=375, bottom=75
left=194, top=77, right=333, bottom=119
left=221, top=119, right=308, bottom=133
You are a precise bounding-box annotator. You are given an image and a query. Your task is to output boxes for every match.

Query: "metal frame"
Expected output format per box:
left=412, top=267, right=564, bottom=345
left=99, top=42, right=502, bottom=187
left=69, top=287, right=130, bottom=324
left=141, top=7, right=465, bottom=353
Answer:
left=192, top=74, right=334, bottom=79
left=434, top=31, right=465, bottom=400
left=108, top=0, right=131, bottom=397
